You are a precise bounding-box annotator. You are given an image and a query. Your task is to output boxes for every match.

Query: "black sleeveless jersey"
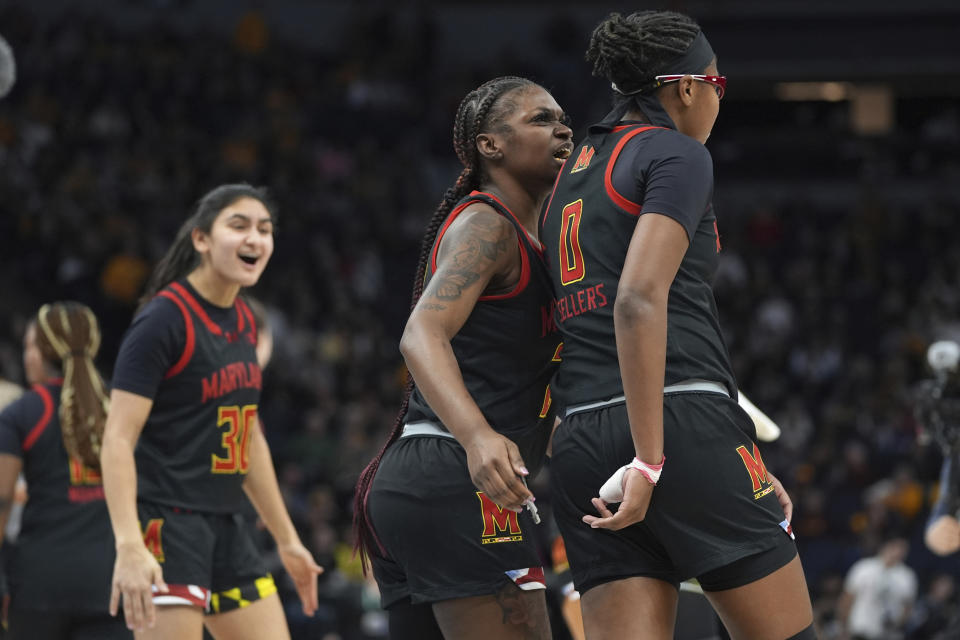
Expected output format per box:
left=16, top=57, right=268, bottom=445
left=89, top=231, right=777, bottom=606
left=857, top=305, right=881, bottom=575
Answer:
left=406, top=192, right=561, bottom=469
left=0, top=382, right=115, bottom=611
left=540, top=123, right=736, bottom=408
left=112, top=280, right=261, bottom=513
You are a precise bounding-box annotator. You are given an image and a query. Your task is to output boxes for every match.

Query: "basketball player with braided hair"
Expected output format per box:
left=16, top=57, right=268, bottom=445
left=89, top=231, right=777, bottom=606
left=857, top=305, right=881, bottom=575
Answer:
left=352, top=76, right=571, bottom=639
left=540, top=11, right=816, bottom=640
left=0, top=302, right=130, bottom=639
left=101, top=184, right=322, bottom=638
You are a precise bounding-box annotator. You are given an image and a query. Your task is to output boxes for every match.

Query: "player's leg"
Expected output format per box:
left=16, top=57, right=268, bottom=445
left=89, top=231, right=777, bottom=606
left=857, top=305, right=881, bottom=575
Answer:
left=549, top=406, right=682, bottom=640
left=386, top=597, right=445, bottom=640
left=133, top=606, right=204, bottom=640
left=204, top=593, right=289, bottom=640
left=205, top=513, right=289, bottom=640
left=580, top=576, right=678, bottom=640
left=134, top=504, right=215, bottom=640
left=368, top=435, right=551, bottom=639
left=703, top=553, right=814, bottom=640
left=431, top=582, right=551, bottom=640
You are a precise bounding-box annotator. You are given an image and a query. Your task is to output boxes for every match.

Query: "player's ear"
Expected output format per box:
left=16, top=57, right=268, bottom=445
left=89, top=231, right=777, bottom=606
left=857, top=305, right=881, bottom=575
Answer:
left=476, top=133, right=503, bottom=162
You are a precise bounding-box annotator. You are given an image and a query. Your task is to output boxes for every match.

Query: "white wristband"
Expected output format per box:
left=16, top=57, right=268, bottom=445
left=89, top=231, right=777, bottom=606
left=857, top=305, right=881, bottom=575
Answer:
left=630, top=455, right=665, bottom=485
left=598, top=455, right=666, bottom=503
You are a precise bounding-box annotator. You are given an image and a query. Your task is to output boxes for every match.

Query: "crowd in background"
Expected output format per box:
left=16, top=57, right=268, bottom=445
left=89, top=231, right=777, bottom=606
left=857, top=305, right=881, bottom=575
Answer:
left=1, top=4, right=960, bottom=638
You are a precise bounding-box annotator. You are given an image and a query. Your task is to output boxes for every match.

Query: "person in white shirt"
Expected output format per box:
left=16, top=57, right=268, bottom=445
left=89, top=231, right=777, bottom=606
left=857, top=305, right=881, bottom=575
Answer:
left=838, top=537, right=917, bottom=640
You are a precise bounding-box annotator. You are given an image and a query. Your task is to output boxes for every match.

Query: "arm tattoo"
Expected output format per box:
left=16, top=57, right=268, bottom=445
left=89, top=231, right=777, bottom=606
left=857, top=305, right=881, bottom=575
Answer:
left=430, top=214, right=511, bottom=301
left=420, top=303, right=447, bottom=311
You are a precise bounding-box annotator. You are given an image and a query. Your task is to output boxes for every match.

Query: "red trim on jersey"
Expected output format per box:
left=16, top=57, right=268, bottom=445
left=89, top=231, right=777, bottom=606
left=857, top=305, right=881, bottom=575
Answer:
left=428, top=192, right=534, bottom=302
left=478, top=238, right=529, bottom=301
left=22, top=384, right=55, bottom=451
left=429, top=199, right=473, bottom=276
left=235, top=297, right=257, bottom=342
left=158, top=291, right=195, bottom=379
left=235, top=299, right=245, bottom=334
left=169, top=282, right=222, bottom=336
left=480, top=190, right=543, bottom=256
left=603, top=126, right=660, bottom=216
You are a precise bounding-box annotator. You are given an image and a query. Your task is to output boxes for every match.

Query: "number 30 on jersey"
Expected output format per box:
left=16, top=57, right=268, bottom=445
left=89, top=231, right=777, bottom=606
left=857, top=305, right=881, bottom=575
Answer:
left=212, top=404, right=257, bottom=474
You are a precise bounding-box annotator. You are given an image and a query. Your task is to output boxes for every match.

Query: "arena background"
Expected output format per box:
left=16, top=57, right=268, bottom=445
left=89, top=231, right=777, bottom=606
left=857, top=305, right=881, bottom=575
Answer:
left=1, top=1, right=959, bottom=637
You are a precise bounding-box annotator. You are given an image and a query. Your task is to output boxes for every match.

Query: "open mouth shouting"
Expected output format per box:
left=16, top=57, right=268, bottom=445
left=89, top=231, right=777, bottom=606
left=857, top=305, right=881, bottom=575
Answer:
left=554, top=143, right=574, bottom=161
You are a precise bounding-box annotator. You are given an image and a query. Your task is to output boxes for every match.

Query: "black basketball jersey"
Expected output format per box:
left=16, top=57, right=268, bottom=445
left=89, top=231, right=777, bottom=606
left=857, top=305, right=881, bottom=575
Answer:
left=0, top=382, right=115, bottom=611
left=540, top=123, right=736, bottom=408
left=406, top=192, right=561, bottom=467
left=112, top=280, right=260, bottom=513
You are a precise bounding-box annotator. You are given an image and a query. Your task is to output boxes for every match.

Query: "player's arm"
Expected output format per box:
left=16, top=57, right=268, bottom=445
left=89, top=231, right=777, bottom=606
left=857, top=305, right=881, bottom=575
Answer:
left=585, top=137, right=710, bottom=531
left=925, top=452, right=960, bottom=555
left=584, top=213, right=688, bottom=531
left=0, top=453, right=21, bottom=545
left=101, top=389, right=167, bottom=631
left=243, top=420, right=322, bottom=616
left=400, top=205, right=532, bottom=511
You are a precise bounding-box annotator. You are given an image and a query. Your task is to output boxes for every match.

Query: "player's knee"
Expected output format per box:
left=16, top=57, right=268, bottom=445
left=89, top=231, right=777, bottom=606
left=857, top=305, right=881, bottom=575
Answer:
left=784, top=623, right=817, bottom=640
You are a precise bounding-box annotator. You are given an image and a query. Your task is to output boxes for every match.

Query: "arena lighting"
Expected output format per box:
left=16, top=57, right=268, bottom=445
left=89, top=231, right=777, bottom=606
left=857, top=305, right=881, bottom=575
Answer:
left=774, top=81, right=853, bottom=101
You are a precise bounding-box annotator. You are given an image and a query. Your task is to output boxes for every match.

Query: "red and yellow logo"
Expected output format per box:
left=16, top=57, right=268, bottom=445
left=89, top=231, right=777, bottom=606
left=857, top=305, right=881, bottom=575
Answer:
left=477, top=492, right=523, bottom=544
left=736, top=443, right=775, bottom=500
left=569, top=146, right=595, bottom=173
left=141, top=518, right=166, bottom=562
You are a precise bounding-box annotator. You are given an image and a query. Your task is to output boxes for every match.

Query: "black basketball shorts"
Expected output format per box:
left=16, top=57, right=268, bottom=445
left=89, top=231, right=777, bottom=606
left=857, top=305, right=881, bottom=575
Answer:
left=137, top=502, right=270, bottom=610
left=550, top=391, right=796, bottom=594
left=367, top=434, right=546, bottom=608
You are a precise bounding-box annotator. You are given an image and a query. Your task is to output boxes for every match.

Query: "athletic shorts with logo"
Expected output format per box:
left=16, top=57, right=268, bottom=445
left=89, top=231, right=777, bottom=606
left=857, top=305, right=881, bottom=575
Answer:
left=550, top=391, right=796, bottom=594
left=367, top=435, right=546, bottom=608
left=138, top=502, right=274, bottom=610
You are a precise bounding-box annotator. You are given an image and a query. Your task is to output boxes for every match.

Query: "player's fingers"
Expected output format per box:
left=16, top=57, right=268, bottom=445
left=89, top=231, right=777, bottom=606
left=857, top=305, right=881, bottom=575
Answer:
left=143, top=585, right=157, bottom=629
left=301, top=573, right=319, bottom=616
left=482, top=463, right=524, bottom=512
left=591, top=497, right=614, bottom=518
left=124, top=585, right=144, bottom=631
left=109, top=581, right=120, bottom=617
left=506, top=442, right=529, bottom=479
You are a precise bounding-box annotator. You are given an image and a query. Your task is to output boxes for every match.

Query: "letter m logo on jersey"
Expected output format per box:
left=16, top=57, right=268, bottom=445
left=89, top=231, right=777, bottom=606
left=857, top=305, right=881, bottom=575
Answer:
left=476, top=492, right=522, bottom=544
left=735, top=443, right=776, bottom=500
left=141, top=518, right=165, bottom=562
left=569, top=145, right=595, bottom=173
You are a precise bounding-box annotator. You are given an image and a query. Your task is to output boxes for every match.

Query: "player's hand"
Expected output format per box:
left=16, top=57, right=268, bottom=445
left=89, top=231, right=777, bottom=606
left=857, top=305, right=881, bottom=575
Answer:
left=583, top=466, right=654, bottom=530
left=768, top=471, right=793, bottom=523
left=278, top=541, right=324, bottom=616
left=925, top=515, right=960, bottom=556
left=109, top=541, right=167, bottom=631
left=463, top=429, right=532, bottom=512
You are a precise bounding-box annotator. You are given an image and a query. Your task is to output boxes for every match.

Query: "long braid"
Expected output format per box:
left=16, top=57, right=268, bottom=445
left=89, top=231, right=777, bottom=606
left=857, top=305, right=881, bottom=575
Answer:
left=35, top=302, right=109, bottom=469
left=353, top=76, right=535, bottom=570
left=586, top=11, right=700, bottom=99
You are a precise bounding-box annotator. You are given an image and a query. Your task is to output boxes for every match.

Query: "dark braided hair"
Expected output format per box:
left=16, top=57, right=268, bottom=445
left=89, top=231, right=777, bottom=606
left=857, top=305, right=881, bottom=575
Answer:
left=352, top=76, right=537, bottom=570
left=586, top=11, right=700, bottom=108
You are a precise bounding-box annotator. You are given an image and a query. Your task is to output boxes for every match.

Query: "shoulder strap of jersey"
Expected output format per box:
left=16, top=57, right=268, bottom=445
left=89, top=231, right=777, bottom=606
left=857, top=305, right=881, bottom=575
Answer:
left=235, top=297, right=257, bottom=344
left=156, top=286, right=196, bottom=379
left=603, top=125, right=661, bottom=216
left=427, top=191, right=533, bottom=301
